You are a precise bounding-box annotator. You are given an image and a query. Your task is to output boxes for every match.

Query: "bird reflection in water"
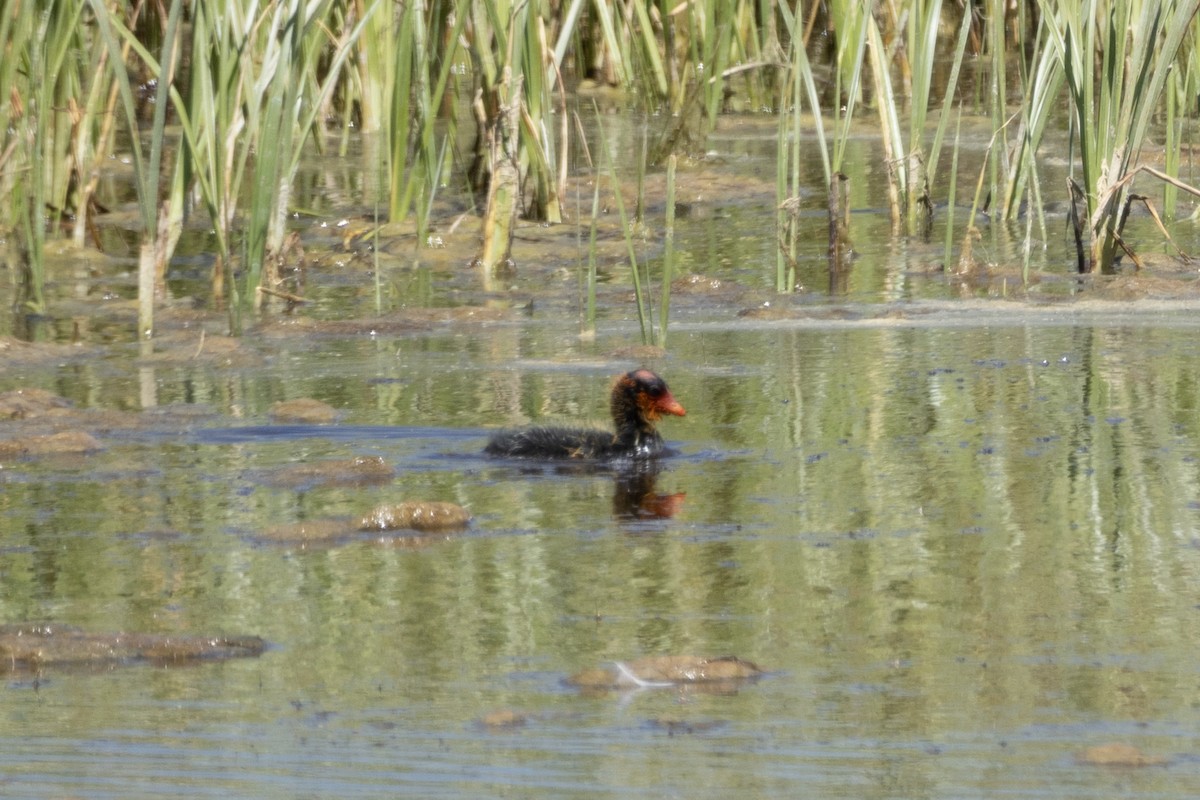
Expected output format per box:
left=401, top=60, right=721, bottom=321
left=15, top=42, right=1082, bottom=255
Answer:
left=612, top=463, right=686, bottom=520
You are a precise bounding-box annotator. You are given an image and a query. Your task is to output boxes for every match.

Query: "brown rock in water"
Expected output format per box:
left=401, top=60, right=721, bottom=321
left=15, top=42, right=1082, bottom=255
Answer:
left=1076, top=742, right=1169, bottom=767
left=359, top=501, right=471, bottom=532
left=269, top=398, right=338, bottom=424
left=136, top=331, right=258, bottom=366
left=0, top=623, right=265, bottom=670
left=258, top=519, right=354, bottom=546
left=647, top=717, right=727, bottom=735
left=479, top=708, right=529, bottom=730
left=0, top=430, right=102, bottom=459
left=266, top=456, right=395, bottom=488
left=0, top=337, right=97, bottom=367
left=670, top=273, right=735, bottom=295
left=567, top=655, right=764, bottom=690
left=0, top=388, right=72, bottom=419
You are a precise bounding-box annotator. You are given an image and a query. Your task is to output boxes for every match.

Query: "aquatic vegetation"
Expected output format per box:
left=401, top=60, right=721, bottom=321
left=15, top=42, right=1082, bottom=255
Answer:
left=1041, top=0, right=1200, bottom=272
left=7, top=0, right=1200, bottom=335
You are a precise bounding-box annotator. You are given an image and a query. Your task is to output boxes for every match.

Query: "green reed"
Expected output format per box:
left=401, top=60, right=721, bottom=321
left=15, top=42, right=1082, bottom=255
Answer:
left=1000, top=16, right=1061, bottom=225
left=1042, top=0, right=1200, bottom=271
left=944, top=105, right=963, bottom=270
left=987, top=0, right=1008, bottom=216
left=866, top=15, right=905, bottom=220
left=13, top=0, right=1200, bottom=337
left=660, top=154, right=676, bottom=348
left=243, top=0, right=372, bottom=321
left=4, top=1, right=102, bottom=317
left=597, top=112, right=650, bottom=344
left=385, top=0, right=465, bottom=233
left=907, top=0, right=972, bottom=234
left=470, top=0, right=616, bottom=276
left=775, top=1, right=831, bottom=292
left=90, top=0, right=183, bottom=337
left=10, top=7, right=51, bottom=316
left=582, top=178, right=602, bottom=339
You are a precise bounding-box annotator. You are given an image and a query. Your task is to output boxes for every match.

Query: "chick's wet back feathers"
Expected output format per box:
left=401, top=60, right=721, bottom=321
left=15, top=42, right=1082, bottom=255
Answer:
left=484, top=369, right=686, bottom=460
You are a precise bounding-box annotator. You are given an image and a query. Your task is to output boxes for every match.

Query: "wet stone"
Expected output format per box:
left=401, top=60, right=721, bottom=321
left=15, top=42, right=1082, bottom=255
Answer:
left=258, top=519, right=354, bottom=546
left=1076, top=743, right=1169, bottom=767
left=566, top=655, right=764, bottom=691
left=136, top=331, right=260, bottom=366
left=0, top=623, right=266, bottom=670
left=358, top=501, right=471, bottom=532
left=269, top=398, right=339, bottom=424
left=0, top=430, right=103, bottom=459
left=670, top=273, right=737, bottom=295
left=646, top=717, right=727, bottom=735
left=265, top=456, right=395, bottom=489
left=0, top=388, right=72, bottom=420
left=479, top=709, right=529, bottom=730
left=0, top=337, right=96, bottom=367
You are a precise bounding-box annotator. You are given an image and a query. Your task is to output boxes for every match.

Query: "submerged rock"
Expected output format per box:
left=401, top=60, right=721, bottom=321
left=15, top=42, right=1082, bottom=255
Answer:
left=0, top=388, right=72, bottom=420
left=136, top=331, right=260, bottom=366
left=646, top=717, right=727, bottom=735
left=0, top=623, right=265, bottom=670
left=479, top=708, right=529, bottom=730
left=1076, top=743, right=1169, bottom=767
left=258, top=519, right=353, bottom=546
left=567, top=655, right=764, bottom=691
left=0, top=338, right=97, bottom=367
left=264, top=456, right=395, bottom=489
left=670, top=273, right=737, bottom=296
left=257, top=501, right=468, bottom=548
left=0, top=430, right=103, bottom=458
left=358, top=501, right=471, bottom=532
left=269, top=398, right=338, bottom=424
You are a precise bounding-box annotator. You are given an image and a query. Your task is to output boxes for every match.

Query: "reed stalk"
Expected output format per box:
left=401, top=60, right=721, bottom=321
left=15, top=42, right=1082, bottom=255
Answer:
left=1000, top=19, right=1062, bottom=222
left=925, top=10, right=972, bottom=190
left=89, top=0, right=183, bottom=337
left=775, top=97, right=795, bottom=294
left=582, top=179, right=601, bottom=339
left=597, top=112, right=650, bottom=344
left=987, top=0, right=1009, bottom=217
left=1041, top=0, right=1200, bottom=271
left=944, top=105, right=963, bottom=270
left=476, top=55, right=522, bottom=282
left=14, top=0, right=1200, bottom=336
left=14, top=9, right=52, bottom=316
left=904, top=0, right=972, bottom=237
left=776, top=0, right=833, bottom=292
left=5, top=1, right=108, bottom=317
left=243, top=0, right=363, bottom=317
left=866, top=16, right=905, bottom=223
left=1164, top=66, right=1183, bottom=218
left=659, top=154, right=676, bottom=348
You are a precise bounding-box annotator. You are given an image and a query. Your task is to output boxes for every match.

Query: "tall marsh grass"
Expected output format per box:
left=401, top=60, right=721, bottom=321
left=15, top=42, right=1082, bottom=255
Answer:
left=7, top=1, right=1200, bottom=337
left=1041, top=0, right=1200, bottom=271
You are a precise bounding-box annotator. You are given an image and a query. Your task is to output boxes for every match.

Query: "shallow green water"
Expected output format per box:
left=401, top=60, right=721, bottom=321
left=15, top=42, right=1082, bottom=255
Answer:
left=4, top=305, right=1200, bottom=797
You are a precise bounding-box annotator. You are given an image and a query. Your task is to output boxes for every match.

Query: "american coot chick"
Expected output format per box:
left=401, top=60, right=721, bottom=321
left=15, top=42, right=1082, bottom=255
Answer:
left=485, top=369, right=686, bottom=460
